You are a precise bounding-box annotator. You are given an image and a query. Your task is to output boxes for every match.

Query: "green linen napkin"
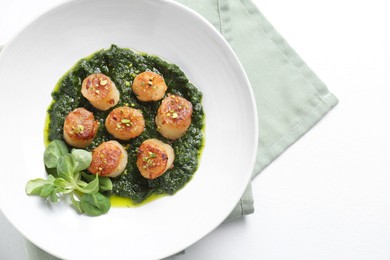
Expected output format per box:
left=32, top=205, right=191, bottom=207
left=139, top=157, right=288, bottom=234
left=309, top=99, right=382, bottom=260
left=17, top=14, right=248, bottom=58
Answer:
left=0, top=0, right=338, bottom=259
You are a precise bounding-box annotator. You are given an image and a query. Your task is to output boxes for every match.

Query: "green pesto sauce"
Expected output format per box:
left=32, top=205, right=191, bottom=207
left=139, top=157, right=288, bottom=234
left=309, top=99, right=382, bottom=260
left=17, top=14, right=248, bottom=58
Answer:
left=46, top=45, right=204, bottom=204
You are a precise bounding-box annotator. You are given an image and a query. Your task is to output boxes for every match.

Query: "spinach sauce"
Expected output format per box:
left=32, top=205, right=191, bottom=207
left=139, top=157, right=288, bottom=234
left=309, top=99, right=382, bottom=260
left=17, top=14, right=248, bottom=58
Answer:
left=47, top=45, right=204, bottom=204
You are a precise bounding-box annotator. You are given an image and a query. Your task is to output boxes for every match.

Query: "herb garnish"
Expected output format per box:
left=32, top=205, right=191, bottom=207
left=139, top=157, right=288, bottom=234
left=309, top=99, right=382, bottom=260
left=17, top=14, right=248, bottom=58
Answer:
left=25, top=140, right=112, bottom=216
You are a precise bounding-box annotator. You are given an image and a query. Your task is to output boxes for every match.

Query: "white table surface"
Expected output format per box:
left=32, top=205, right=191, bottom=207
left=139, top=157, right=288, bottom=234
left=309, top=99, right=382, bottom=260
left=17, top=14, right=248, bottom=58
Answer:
left=1, top=0, right=390, bottom=259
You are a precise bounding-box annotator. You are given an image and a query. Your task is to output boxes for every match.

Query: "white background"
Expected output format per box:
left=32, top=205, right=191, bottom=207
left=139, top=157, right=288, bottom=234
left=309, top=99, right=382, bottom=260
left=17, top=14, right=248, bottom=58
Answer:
left=1, top=0, right=390, bottom=259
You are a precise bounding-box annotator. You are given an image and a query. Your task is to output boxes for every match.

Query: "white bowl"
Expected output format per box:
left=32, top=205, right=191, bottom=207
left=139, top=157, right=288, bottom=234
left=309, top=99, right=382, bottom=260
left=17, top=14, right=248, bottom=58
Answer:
left=0, top=0, right=258, bottom=259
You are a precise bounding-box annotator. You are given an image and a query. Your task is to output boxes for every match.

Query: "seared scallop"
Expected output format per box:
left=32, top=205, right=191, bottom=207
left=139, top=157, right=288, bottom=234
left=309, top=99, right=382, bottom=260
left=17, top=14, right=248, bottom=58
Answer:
left=105, top=106, right=145, bottom=140
left=132, top=71, right=167, bottom=101
left=88, top=140, right=128, bottom=178
left=63, top=108, right=98, bottom=148
left=155, top=94, right=193, bottom=140
left=136, top=139, right=174, bottom=179
left=81, top=73, right=119, bottom=111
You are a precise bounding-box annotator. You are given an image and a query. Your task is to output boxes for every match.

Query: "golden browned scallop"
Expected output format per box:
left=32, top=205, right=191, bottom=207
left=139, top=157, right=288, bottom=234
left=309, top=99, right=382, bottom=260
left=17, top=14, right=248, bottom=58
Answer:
left=88, top=140, right=128, bottom=177
left=136, top=139, right=174, bottom=179
left=105, top=106, right=145, bottom=140
left=63, top=108, right=99, bottom=148
left=155, top=94, right=193, bottom=140
left=132, top=71, right=167, bottom=101
left=81, top=73, right=119, bottom=111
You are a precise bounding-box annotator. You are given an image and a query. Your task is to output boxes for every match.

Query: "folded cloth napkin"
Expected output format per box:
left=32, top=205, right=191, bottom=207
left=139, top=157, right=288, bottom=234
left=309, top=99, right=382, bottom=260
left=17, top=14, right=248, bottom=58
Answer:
left=0, top=0, right=338, bottom=259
